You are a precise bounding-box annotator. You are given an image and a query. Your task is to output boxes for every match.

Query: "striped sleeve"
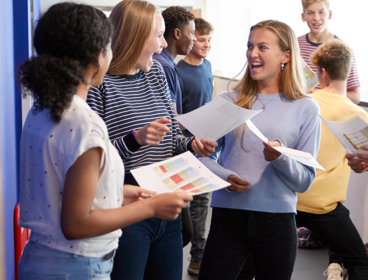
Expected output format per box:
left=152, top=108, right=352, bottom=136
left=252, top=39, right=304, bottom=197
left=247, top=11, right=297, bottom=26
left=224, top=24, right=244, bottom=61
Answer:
left=155, top=61, right=194, bottom=155
left=87, top=84, right=140, bottom=161
left=347, top=50, right=360, bottom=90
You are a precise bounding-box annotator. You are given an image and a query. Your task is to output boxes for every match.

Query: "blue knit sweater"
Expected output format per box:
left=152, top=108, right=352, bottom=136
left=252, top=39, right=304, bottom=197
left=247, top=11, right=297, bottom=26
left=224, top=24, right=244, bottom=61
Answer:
left=199, top=90, right=321, bottom=213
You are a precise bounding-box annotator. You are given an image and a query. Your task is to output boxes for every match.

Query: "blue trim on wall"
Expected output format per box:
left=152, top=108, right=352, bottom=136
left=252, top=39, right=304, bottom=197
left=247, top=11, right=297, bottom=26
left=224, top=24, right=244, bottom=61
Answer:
left=0, top=0, right=30, bottom=279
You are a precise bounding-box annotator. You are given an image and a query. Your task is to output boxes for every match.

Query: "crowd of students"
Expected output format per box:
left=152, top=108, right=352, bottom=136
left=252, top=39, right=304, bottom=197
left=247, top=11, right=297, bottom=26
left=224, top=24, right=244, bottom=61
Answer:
left=17, top=0, right=368, bottom=280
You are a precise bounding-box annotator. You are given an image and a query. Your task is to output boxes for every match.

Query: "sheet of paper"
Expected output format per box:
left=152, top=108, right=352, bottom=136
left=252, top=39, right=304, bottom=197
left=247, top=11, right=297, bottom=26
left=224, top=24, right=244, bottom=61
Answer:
left=245, top=120, right=268, bottom=142
left=245, top=119, right=325, bottom=170
left=176, top=97, right=262, bottom=141
left=273, top=146, right=325, bottom=170
left=130, top=152, right=230, bottom=196
left=320, top=115, right=368, bottom=155
left=302, top=59, right=319, bottom=89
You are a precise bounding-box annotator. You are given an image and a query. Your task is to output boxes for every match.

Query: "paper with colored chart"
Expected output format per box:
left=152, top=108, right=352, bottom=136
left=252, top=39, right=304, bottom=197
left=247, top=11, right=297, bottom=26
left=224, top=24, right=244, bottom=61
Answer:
left=245, top=120, right=325, bottom=170
left=130, top=152, right=230, bottom=196
left=302, top=59, right=319, bottom=90
left=175, top=96, right=262, bottom=141
left=320, top=115, right=368, bottom=155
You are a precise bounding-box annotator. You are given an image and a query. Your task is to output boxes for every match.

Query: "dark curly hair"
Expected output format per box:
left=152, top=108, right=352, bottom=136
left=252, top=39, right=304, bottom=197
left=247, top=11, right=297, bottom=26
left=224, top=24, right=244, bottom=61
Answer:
left=20, top=3, right=113, bottom=122
left=162, top=6, right=195, bottom=38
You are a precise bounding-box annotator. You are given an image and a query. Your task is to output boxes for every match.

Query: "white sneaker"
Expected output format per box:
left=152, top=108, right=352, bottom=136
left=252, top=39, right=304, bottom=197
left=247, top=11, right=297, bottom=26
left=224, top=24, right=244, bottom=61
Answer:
left=323, top=263, right=343, bottom=280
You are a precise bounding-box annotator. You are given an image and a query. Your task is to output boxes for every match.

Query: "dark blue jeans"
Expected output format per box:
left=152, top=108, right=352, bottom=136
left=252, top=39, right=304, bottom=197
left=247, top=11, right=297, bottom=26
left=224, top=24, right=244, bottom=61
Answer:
left=110, top=216, right=183, bottom=280
left=198, top=207, right=297, bottom=280
left=296, top=203, right=368, bottom=280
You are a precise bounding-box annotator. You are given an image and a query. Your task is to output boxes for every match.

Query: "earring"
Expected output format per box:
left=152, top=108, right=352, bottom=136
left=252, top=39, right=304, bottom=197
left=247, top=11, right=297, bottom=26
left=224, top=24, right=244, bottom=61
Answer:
left=281, top=63, right=285, bottom=71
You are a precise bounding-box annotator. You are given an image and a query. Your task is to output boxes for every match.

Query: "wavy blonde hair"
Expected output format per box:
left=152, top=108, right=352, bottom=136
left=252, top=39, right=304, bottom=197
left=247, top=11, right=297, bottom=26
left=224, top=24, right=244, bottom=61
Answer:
left=108, top=0, right=161, bottom=75
left=228, top=20, right=308, bottom=149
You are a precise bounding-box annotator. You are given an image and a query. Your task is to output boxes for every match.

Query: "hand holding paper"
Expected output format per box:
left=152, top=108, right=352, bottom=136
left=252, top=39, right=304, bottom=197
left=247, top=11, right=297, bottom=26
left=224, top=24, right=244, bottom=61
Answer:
left=246, top=120, right=324, bottom=170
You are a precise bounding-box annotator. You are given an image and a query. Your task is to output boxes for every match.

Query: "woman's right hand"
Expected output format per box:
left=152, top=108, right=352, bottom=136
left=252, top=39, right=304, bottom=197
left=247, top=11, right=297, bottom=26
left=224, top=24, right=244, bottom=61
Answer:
left=148, top=192, right=193, bottom=220
left=135, top=118, right=171, bottom=146
left=227, top=175, right=251, bottom=192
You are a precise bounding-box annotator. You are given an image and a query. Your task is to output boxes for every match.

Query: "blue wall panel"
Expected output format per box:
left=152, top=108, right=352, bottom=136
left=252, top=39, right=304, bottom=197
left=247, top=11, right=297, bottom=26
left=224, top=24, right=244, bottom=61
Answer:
left=1, top=0, right=30, bottom=279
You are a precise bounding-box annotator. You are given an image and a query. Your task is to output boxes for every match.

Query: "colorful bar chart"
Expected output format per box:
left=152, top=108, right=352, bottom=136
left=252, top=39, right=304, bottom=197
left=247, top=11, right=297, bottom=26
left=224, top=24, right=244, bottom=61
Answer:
left=343, top=129, right=368, bottom=150
left=187, top=184, right=218, bottom=195
left=153, top=157, right=187, bottom=175
left=162, top=167, right=198, bottom=189
left=174, top=177, right=207, bottom=192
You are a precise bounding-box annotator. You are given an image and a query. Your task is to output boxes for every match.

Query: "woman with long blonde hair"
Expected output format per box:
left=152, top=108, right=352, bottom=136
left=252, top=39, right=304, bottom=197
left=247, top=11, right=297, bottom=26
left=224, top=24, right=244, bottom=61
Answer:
left=197, top=20, right=321, bottom=280
left=87, top=0, right=216, bottom=279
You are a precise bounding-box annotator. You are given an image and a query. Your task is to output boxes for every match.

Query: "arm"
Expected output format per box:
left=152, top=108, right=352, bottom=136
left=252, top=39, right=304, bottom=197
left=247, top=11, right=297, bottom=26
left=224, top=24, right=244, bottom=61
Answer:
left=61, top=147, right=193, bottom=240
left=347, top=87, right=360, bottom=105
left=269, top=105, right=321, bottom=193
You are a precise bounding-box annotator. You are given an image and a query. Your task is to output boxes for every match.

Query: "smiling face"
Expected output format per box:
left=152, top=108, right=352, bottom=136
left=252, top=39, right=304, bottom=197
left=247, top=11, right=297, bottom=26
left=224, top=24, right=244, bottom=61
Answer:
left=247, top=28, right=290, bottom=86
left=190, top=31, right=212, bottom=59
left=177, top=20, right=196, bottom=55
left=136, top=14, right=167, bottom=72
left=302, top=2, right=332, bottom=37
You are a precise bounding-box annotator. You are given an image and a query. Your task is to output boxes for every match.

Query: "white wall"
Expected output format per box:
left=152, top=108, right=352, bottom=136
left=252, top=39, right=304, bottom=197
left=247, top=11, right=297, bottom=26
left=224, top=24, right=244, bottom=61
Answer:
left=206, top=0, right=368, bottom=93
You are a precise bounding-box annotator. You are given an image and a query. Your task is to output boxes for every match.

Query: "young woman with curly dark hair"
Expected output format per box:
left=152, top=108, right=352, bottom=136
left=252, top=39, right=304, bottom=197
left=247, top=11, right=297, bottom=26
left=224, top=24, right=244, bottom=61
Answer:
left=87, top=1, right=217, bottom=279
left=18, top=3, right=192, bottom=279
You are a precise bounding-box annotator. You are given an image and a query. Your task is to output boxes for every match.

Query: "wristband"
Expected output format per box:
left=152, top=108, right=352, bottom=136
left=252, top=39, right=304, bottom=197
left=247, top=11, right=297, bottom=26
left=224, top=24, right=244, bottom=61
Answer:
left=132, top=129, right=136, bottom=140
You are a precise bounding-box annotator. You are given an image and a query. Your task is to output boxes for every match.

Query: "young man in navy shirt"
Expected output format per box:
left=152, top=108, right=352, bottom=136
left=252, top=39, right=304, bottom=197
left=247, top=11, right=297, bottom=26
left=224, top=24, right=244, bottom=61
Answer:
left=176, top=17, right=214, bottom=275
left=153, top=6, right=196, bottom=115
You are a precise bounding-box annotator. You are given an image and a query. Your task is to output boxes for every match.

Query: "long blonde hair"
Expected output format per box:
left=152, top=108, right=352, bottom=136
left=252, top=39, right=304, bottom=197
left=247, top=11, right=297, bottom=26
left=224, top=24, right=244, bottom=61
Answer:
left=229, top=20, right=308, bottom=149
left=108, top=0, right=160, bottom=75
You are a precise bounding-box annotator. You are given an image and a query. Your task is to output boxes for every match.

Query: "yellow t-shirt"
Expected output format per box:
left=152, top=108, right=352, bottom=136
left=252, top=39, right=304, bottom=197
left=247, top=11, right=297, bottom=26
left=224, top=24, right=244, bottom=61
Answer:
left=297, top=90, right=368, bottom=214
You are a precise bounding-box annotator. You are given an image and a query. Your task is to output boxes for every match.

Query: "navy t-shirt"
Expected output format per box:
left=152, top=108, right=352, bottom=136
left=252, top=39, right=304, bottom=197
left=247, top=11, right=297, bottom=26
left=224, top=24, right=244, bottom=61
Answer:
left=176, top=58, right=214, bottom=137
left=153, top=49, right=183, bottom=114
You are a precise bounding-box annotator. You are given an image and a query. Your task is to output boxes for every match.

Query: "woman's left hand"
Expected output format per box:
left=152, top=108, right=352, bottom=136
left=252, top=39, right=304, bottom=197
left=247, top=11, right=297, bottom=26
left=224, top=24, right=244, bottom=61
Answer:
left=263, top=141, right=282, bottom=161
left=191, top=137, right=217, bottom=157
left=122, top=184, right=157, bottom=206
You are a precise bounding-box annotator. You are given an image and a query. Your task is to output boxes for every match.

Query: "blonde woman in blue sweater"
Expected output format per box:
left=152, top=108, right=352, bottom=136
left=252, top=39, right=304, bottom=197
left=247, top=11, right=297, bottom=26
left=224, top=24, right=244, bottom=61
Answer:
left=198, top=20, right=321, bottom=280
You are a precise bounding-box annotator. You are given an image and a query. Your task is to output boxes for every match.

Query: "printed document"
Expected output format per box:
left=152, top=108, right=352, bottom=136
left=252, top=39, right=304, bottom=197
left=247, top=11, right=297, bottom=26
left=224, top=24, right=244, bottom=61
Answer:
left=320, top=115, right=368, bottom=155
left=302, top=59, right=319, bottom=90
left=176, top=97, right=262, bottom=141
left=131, top=152, right=230, bottom=196
left=246, top=120, right=325, bottom=170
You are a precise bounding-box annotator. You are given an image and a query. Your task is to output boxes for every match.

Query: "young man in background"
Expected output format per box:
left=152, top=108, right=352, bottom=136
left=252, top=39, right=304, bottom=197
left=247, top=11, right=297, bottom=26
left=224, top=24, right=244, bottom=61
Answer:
left=298, top=0, right=360, bottom=104
left=176, top=18, right=214, bottom=275
left=153, top=6, right=196, bottom=115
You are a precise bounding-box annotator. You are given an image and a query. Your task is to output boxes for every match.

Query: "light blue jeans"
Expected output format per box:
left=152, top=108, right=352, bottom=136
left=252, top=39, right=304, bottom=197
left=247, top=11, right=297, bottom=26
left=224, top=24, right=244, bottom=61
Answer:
left=19, top=241, right=115, bottom=280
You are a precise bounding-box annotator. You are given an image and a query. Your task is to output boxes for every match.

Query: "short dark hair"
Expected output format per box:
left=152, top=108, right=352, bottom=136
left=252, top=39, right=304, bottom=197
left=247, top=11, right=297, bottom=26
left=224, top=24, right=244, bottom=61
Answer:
left=162, top=6, right=195, bottom=38
left=311, top=39, right=352, bottom=81
left=194, top=18, right=214, bottom=35
left=20, top=3, right=113, bottom=122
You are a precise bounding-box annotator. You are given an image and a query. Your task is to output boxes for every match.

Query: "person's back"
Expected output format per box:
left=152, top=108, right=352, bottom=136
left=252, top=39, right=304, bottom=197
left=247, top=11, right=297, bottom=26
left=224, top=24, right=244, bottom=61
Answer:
left=296, top=39, right=368, bottom=280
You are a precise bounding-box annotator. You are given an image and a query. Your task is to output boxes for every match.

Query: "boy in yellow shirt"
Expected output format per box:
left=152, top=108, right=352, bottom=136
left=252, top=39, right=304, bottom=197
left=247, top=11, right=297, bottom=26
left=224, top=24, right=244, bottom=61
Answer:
left=296, top=39, right=368, bottom=280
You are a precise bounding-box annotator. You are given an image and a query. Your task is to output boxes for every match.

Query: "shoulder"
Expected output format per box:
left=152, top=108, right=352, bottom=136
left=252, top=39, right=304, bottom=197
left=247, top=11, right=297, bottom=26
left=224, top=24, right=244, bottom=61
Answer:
left=62, top=100, right=107, bottom=140
left=217, top=90, right=239, bottom=103
left=297, top=34, right=307, bottom=43
left=294, top=95, right=320, bottom=114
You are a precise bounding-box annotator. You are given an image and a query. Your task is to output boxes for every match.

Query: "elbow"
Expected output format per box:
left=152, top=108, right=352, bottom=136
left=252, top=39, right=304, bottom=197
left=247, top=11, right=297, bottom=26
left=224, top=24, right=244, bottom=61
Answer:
left=61, top=224, right=80, bottom=240
left=61, top=218, right=84, bottom=240
left=297, top=173, right=316, bottom=193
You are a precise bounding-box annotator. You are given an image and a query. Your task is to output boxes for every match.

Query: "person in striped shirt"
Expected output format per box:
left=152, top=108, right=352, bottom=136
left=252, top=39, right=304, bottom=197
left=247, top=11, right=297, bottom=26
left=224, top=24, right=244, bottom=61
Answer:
left=87, top=1, right=216, bottom=280
left=299, top=0, right=361, bottom=104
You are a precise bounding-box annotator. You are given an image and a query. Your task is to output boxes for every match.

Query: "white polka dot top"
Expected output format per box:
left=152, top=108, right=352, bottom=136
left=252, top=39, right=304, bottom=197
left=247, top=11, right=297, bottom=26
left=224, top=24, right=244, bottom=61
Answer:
left=19, top=94, right=124, bottom=257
